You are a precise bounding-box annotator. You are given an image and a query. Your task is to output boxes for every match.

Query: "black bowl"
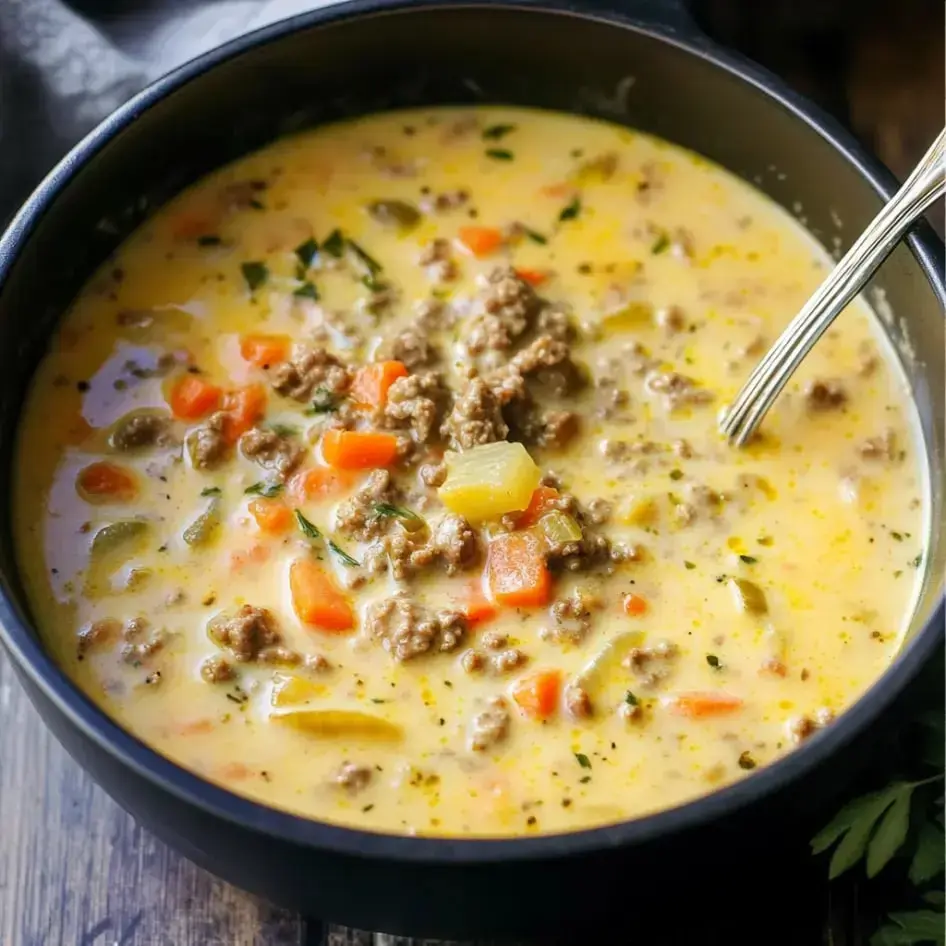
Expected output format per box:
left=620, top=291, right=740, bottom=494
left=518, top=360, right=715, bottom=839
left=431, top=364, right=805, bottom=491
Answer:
left=0, top=1, right=942, bottom=937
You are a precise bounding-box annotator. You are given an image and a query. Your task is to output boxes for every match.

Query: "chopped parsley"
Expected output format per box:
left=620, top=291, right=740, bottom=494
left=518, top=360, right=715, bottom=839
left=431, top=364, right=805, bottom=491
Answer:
left=523, top=227, right=548, bottom=245
left=372, top=502, right=422, bottom=523
left=268, top=423, right=298, bottom=438
left=485, top=148, right=514, bottom=161
left=322, top=228, right=345, bottom=258
left=669, top=468, right=684, bottom=481
left=295, top=509, right=322, bottom=540
left=559, top=197, right=581, bottom=222
left=574, top=752, right=592, bottom=769
left=651, top=233, right=670, bottom=254
left=200, top=486, right=222, bottom=497
left=909, top=553, right=923, bottom=569
left=739, top=554, right=758, bottom=565
left=245, top=481, right=283, bottom=498
left=706, top=654, right=721, bottom=670
left=197, top=234, right=222, bottom=247
left=294, top=237, right=319, bottom=271
left=328, top=539, right=360, bottom=568
left=482, top=123, right=516, bottom=140
left=624, top=691, right=639, bottom=707
left=240, top=261, right=269, bottom=292
left=293, top=281, right=320, bottom=300
left=890, top=531, right=904, bottom=541
left=347, top=239, right=383, bottom=277
left=684, top=560, right=696, bottom=570
left=306, top=387, right=342, bottom=414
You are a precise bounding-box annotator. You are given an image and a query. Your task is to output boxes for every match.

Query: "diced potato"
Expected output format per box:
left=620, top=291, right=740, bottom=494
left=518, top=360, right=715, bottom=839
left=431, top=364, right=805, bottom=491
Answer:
left=270, top=673, right=328, bottom=708
left=271, top=708, right=403, bottom=741
left=618, top=496, right=658, bottom=526
left=600, top=302, right=653, bottom=334
left=729, top=577, right=768, bottom=615
left=571, top=630, right=645, bottom=694
left=540, top=510, right=583, bottom=545
left=438, top=441, right=540, bottom=523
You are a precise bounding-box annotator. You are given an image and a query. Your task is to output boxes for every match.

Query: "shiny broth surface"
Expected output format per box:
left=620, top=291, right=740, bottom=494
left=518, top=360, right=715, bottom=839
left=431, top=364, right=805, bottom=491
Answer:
left=14, top=108, right=926, bottom=837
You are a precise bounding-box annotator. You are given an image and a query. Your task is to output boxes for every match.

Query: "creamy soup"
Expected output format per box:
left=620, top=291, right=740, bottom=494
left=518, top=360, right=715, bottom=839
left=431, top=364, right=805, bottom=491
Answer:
left=14, top=107, right=926, bottom=837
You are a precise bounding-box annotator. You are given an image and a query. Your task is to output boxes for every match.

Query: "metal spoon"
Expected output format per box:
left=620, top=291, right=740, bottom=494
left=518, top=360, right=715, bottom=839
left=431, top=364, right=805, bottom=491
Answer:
left=720, top=128, right=945, bottom=447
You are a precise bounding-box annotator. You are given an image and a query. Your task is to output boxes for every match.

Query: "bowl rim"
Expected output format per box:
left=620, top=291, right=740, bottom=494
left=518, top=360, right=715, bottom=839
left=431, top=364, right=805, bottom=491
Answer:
left=0, top=0, right=943, bottom=866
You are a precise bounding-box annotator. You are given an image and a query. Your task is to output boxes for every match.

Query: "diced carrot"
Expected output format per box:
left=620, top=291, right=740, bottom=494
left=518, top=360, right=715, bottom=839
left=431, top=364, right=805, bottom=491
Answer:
left=623, top=593, right=648, bottom=617
left=177, top=718, right=216, bottom=736
left=248, top=497, right=293, bottom=534
left=290, top=558, right=355, bottom=632
left=514, top=268, right=549, bottom=287
left=220, top=383, right=267, bottom=443
left=666, top=692, right=744, bottom=718
left=230, top=543, right=270, bottom=572
left=169, top=374, right=222, bottom=420
left=350, top=361, right=409, bottom=408
left=239, top=334, right=290, bottom=368
left=288, top=466, right=354, bottom=503
left=486, top=531, right=552, bottom=608
left=539, top=182, right=575, bottom=198
left=464, top=584, right=498, bottom=627
left=76, top=461, right=137, bottom=502
left=321, top=429, right=399, bottom=469
left=458, top=226, right=504, bottom=258
left=517, top=486, right=560, bottom=528
left=511, top=670, right=562, bottom=720
left=218, top=761, right=252, bottom=781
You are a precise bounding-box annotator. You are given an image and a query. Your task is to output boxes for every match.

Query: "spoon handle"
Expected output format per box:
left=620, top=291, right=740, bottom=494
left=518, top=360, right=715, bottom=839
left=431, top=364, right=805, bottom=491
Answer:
left=721, top=128, right=946, bottom=447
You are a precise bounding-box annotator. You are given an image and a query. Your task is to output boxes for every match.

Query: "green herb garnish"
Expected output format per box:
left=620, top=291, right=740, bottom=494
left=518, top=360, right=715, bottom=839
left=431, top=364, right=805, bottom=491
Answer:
left=706, top=654, right=721, bottom=670
left=293, top=281, right=320, bottom=300
left=739, top=554, right=758, bottom=565
left=200, top=486, right=222, bottom=497
left=574, top=752, right=592, bottom=769
left=295, top=237, right=319, bottom=270
left=485, top=148, right=514, bottom=161
left=738, top=751, right=757, bottom=771
left=294, top=509, right=322, bottom=540
left=322, top=229, right=345, bottom=258
left=197, top=235, right=222, bottom=247
left=372, top=502, right=422, bottom=522
left=624, top=691, right=639, bottom=707
left=245, top=482, right=283, bottom=499
left=559, top=197, right=581, bottom=222
left=241, top=261, right=269, bottom=292
left=669, top=469, right=684, bottom=481
left=910, top=553, right=923, bottom=569
left=329, top=539, right=360, bottom=568
left=268, top=423, right=298, bottom=438
left=523, top=227, right=548, bottom=245
left=483, top=123, right=516, bottom=140
left=890, top=530, right=904, bottom=541
left=684, top=561, right=696, bottom=570
left=305, top=387, right=342, bottom=414
left=651, top=233, right=670, bottom=254
left=347, top=239, right=382, bottom=277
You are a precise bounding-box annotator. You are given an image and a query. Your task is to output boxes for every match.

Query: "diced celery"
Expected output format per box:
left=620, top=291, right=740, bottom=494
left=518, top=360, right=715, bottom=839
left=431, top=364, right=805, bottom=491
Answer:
left=86, top=519, right=150, bottom=596
left=540, top=510, right=582, bottom=545
left=183, top=498, right=221, bottom=547
left=438, top=441, right=540, bottom=523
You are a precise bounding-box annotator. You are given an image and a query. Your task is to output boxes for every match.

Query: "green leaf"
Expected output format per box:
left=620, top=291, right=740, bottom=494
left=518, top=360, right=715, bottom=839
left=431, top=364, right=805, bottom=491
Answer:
left=574, top=752, right=591, bottom=769
left=909, top=821, right=945, bottom=884
left=828, top=789, right=904, bottom=879
left=482, top=123, right=516, bottom=140
left=813, top=789, right=892, bottom=854
left=244, top=481, right=283, bottom=499
left=624, top=691, right=638, bottom=706
left=523, top=227, right=548, bottom=245
left=485, top=148, right=514, bottom=161
left=295, top=509, right=322, bottom=540
left=200, top=486, right=222, bottom=497
left=866, top=787, right=914, bottom=877
left=372, top=502, right=422, bottom=522
left=739, top=554, right=758, bottom=565
left=294, top=281, right=320, bottom=301
left=559, top=197, right=581, bottom=222
left=268, top=423, right=298, bottom=438
left=328, top=539, right=360, bottom=568
left=240, top=261, right=268, bottom=292
left=872, top=911, right=946, bottom=946
left=347, top=239, right=382, bottom=277
left=322, top=229, right=345, bottom=257
left=651, top=233, right=670, bottom=254
left=295, top=237, right=319, bottom=270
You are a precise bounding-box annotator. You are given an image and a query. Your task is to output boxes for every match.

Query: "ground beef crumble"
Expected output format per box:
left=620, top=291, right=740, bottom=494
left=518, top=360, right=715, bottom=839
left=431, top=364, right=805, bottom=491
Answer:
left=468, top=696, right=511, bottom=752
left=271, top=345, right=351, bottom=402
left=334, top=761, right=372, bottom=792
left=644, top=370, right=713, bottom=410
left=382, top=371, right=451, bottom=444
left=188, top=412, right=230, bottom=470
left=441, top=377, right=508, bottom=450
left=364, top=594, right=466, bottom=661
left=334, top=470, right=400, bottom=542
left=464, top=267, right=541, bottom=354
left=622, top=640, right=678, bottom=688
left=390, top=327, right=439, bottom=368
left=207, top=604, right=281, bottom=662
left=804, top=378, right=847, bottom=411
left=240, top=427, right=304, bottom=479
